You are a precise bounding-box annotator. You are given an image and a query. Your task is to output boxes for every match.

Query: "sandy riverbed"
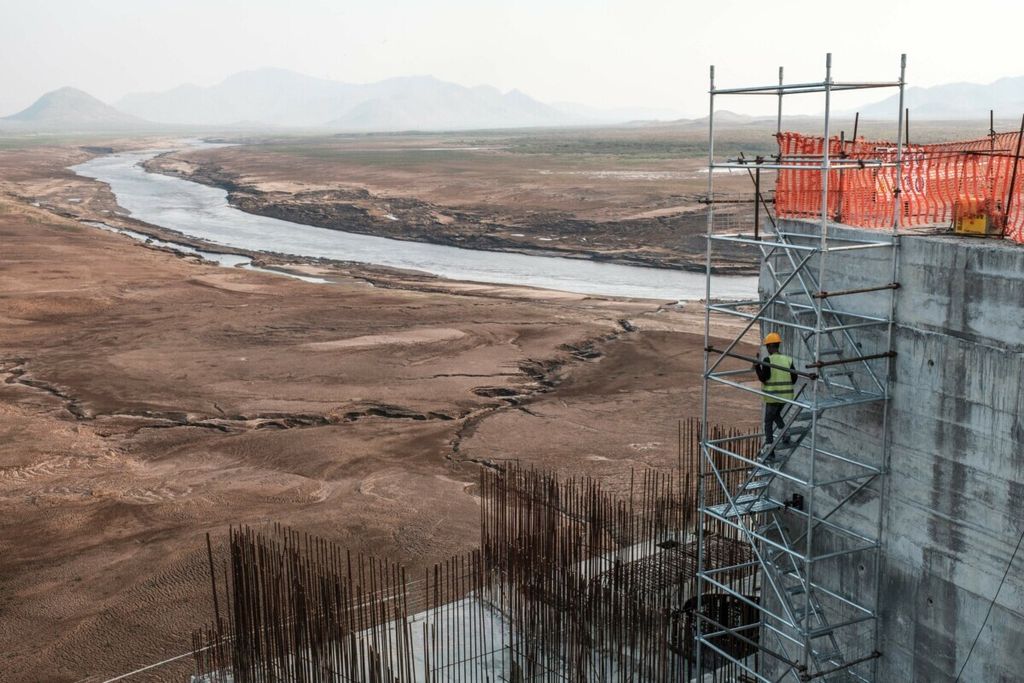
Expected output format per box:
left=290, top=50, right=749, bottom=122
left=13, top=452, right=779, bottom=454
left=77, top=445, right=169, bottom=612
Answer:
left=144, top=135, right=760, bottom=274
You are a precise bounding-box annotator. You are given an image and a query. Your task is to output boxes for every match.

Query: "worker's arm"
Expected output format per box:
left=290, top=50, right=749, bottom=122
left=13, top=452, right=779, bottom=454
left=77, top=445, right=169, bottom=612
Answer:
left=753, top=356, right=771, bottom=382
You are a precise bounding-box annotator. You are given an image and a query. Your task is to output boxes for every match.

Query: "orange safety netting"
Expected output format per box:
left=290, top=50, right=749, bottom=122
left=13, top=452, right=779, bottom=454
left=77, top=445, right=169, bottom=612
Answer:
left=774, top=131, right=1024, bottom=244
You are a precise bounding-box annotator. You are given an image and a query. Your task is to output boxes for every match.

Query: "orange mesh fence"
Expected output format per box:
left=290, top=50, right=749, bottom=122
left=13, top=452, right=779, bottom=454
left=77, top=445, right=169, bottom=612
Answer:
left=774, top=132, right=1024, bottom=243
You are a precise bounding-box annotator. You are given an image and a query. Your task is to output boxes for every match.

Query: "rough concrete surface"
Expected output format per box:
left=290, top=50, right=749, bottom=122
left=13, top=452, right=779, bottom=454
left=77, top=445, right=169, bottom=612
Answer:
left=764, top=220, right=1024, bottom=682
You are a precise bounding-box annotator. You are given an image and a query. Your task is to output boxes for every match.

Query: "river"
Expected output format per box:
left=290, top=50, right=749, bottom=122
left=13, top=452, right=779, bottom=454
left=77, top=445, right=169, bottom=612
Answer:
left=72, top=147, right=756, bottom=301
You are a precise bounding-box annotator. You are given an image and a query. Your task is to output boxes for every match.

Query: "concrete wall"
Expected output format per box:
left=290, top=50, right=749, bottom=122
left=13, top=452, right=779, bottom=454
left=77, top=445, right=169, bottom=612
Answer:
left=768, top=220, right=1024, bottom=682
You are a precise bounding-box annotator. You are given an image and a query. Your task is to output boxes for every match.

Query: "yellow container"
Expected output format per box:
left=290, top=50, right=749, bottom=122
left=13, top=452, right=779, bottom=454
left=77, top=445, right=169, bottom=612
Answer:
left=953, top=197, right=1003, bottom=237
left=955, top=214, right=992, bottom=235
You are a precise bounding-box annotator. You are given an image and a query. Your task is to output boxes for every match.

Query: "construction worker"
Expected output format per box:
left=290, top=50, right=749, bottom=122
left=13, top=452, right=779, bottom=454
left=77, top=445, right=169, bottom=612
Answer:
left=753, top=332, right=797, bottom=448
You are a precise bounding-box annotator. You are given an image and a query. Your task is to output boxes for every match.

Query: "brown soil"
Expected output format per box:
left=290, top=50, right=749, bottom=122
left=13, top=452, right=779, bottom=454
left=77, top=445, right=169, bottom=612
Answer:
left=0, top=142, right=758, bottom=682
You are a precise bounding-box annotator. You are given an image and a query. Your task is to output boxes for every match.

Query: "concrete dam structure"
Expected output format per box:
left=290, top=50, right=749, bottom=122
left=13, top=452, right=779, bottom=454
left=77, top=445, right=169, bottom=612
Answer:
left=697, top=54, right=1024, bottom=682
left=765, top=220, right=1024, bottom=681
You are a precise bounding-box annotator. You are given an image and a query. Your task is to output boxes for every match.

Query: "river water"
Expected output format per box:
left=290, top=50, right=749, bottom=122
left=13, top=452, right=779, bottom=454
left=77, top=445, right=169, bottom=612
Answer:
left=72, top=148, right=756, bottom=301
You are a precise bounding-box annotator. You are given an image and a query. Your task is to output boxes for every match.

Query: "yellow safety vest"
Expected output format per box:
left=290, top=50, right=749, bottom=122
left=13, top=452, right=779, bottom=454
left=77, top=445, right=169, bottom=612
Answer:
left=763, top=353, right=795, bottom=403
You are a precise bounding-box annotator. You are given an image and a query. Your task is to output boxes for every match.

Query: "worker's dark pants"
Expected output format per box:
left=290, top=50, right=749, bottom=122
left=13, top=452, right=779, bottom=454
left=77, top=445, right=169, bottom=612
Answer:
left=764, top=402, right=786, bottom=444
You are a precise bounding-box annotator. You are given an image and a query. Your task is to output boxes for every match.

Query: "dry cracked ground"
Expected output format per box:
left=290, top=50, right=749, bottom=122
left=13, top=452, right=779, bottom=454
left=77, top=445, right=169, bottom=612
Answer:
left=0, top=144, right=756, bottom=682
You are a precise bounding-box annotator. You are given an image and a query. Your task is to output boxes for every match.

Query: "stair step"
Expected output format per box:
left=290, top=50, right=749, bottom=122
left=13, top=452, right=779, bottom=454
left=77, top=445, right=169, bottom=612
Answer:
left=791, top=606, right=817, bottom=622
left=707, top=496, right=782, bottom=518
left=825, top=369, right=855, bottom=378
left=813, top=649, right=843, bottom=664
left=731, top=493, right=761, bottom=503
left=766, top=443, right=798, bottom=457
left=786, top=584, right=806, bottom=595
left=743, top=479, right=770, bottom=491
left=759, top=455, right=790, bottom=469
left=764, top=451, right=794, bottom=465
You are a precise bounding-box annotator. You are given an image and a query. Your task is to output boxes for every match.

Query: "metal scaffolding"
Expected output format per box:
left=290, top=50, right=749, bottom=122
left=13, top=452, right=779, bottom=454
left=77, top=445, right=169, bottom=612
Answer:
left=696, top=54, right=906, bottom=682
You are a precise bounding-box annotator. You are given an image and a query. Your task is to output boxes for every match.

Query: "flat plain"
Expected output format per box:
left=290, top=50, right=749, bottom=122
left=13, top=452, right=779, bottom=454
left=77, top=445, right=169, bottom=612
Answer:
left=0, top=128, right=758, bottom=681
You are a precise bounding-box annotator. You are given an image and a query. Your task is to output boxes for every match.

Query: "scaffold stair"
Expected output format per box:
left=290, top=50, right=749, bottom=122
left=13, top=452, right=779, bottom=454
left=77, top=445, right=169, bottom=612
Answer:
left=698, top=53, right=904, bottom=683
left=763, top=228, right=896, bottom=400
left=762, top=242, right=867, bottom=396
left=706, top=402, right=812, bottom=520
left=760, top=516, right=848, bottom=675
left=706, top=495, right=781, bottom=518
left=710, top=395, right=859, bottom=678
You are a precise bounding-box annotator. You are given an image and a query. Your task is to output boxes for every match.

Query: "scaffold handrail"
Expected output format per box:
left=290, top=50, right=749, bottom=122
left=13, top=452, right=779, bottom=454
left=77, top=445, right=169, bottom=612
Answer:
left=784, top=296, right=889, bottom=321
left=705, top=373, right=885, bottom=407
left=706, top=303, right=818, bottom=333
left=768, top=567, right=877, bottom=619
left=698, top=571, right=799, bottom=629
left=781, top=505, right=879, bottom=547
left=712, top=160, right=898, bottom=171
left=707, top=344, right=821, bottom=380
left=699, top=614, right=802, bottom=668
left=703, top=437, right=882, bottom=479
left=771, top=230, right=896, bottom=246
left=708, top=302, right=892, bottom=336
left=696, top=636, right=775, bottom=683
left=711, top=81, right=902, bottom=96
left=709, top=233, right=894, bottom=252
left=709, top=234, right=821, bottom=251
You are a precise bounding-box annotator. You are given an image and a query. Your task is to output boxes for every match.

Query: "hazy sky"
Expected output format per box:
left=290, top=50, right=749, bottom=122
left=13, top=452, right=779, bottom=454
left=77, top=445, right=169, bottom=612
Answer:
left=3, top=0, right=1022, bottom=118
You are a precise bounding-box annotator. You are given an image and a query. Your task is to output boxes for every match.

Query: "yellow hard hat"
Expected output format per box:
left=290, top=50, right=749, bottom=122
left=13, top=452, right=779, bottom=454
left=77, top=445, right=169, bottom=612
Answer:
left=763, top=332, right=782, bottom=345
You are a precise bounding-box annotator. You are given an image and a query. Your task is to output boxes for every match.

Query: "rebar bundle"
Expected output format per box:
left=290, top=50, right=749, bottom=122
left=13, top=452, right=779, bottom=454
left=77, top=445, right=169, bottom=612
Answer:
left=192, top=418, right=763, bottom=682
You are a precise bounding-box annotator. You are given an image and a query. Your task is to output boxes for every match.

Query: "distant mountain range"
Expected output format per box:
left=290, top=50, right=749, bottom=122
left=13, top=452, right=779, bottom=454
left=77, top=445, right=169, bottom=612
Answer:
left=5, top=69, right=1023, bottom=132
left=115, top=69, right=567, bottom=129
left=1, top=68, right=688, bottom=131
left=1, top=87, right=145, bottom=129
left=856, top=76, right=1024, bottom=120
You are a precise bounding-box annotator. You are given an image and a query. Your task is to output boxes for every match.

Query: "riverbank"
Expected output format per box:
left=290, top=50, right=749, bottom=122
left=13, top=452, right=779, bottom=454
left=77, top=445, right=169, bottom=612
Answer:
left=144, top=139, right=760, bottom=275
left=72, top=147, right=757, bottom=300
left=0, top=152, right=758, bottom=680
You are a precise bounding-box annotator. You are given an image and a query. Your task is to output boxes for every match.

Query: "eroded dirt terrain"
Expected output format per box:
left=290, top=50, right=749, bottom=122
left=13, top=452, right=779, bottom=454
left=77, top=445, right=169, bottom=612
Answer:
left=0, top=142, right=757, bottom=682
